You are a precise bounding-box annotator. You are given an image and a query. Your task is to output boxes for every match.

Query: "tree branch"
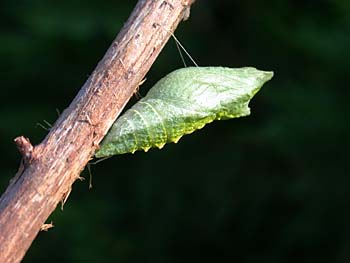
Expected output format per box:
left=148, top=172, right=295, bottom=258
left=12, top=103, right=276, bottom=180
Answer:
left=0, top=0, right=196, bottom=262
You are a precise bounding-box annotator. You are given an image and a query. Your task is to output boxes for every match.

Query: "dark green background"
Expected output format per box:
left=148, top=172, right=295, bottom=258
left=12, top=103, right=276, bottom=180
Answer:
left=1, top=0, right=349, bottom=262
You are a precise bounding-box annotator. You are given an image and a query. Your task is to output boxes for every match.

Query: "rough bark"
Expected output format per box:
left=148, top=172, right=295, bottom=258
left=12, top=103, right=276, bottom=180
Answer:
left=0, top=0, right=196, bottom=262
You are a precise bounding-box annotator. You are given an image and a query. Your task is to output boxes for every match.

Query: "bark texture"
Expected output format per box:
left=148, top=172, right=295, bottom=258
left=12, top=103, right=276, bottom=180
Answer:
left=0, top=1, right=195, bottom=262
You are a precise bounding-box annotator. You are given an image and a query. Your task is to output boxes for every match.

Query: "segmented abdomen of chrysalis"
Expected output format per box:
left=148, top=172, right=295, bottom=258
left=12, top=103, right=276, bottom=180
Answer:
left=95, top=67, right=273, bottom=157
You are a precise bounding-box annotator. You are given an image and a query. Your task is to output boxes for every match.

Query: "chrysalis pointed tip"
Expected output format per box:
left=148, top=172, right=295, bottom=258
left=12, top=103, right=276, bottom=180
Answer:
left=259, top=70, right=274, bottom=83
left=157, top=143, right=165, bottom=149
left=173, top=137, right=182, bottom=144
left=143, top=147, right=150, bottom=152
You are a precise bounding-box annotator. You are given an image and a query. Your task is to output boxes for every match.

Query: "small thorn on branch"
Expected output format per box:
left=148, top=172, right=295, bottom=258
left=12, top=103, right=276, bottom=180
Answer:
left=40, top=221, right=54, bottom=232
left=14, top=136, right=34, bottom=165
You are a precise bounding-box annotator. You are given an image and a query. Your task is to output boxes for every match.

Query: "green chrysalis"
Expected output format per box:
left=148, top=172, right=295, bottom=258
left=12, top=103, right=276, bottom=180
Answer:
left=95, top=67, right=273, bottom=157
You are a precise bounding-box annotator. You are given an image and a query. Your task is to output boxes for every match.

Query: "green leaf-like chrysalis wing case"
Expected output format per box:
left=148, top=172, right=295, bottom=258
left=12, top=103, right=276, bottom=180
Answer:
left=95, top=67, right=273, bottom=157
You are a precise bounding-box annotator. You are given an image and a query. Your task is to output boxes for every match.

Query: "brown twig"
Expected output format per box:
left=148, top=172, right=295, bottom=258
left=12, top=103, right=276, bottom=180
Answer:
left=14, top=136, right=34, bottom=165
left=0, top=1, right=196, bottom=262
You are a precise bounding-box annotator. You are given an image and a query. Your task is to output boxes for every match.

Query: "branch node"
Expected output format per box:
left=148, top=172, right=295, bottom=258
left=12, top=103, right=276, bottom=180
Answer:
left=14, top=136, right=35, bottom=165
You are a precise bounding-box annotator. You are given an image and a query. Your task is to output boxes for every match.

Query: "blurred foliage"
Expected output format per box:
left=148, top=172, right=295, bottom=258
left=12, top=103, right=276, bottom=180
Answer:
left=0, top=0, right=349, bottom=262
